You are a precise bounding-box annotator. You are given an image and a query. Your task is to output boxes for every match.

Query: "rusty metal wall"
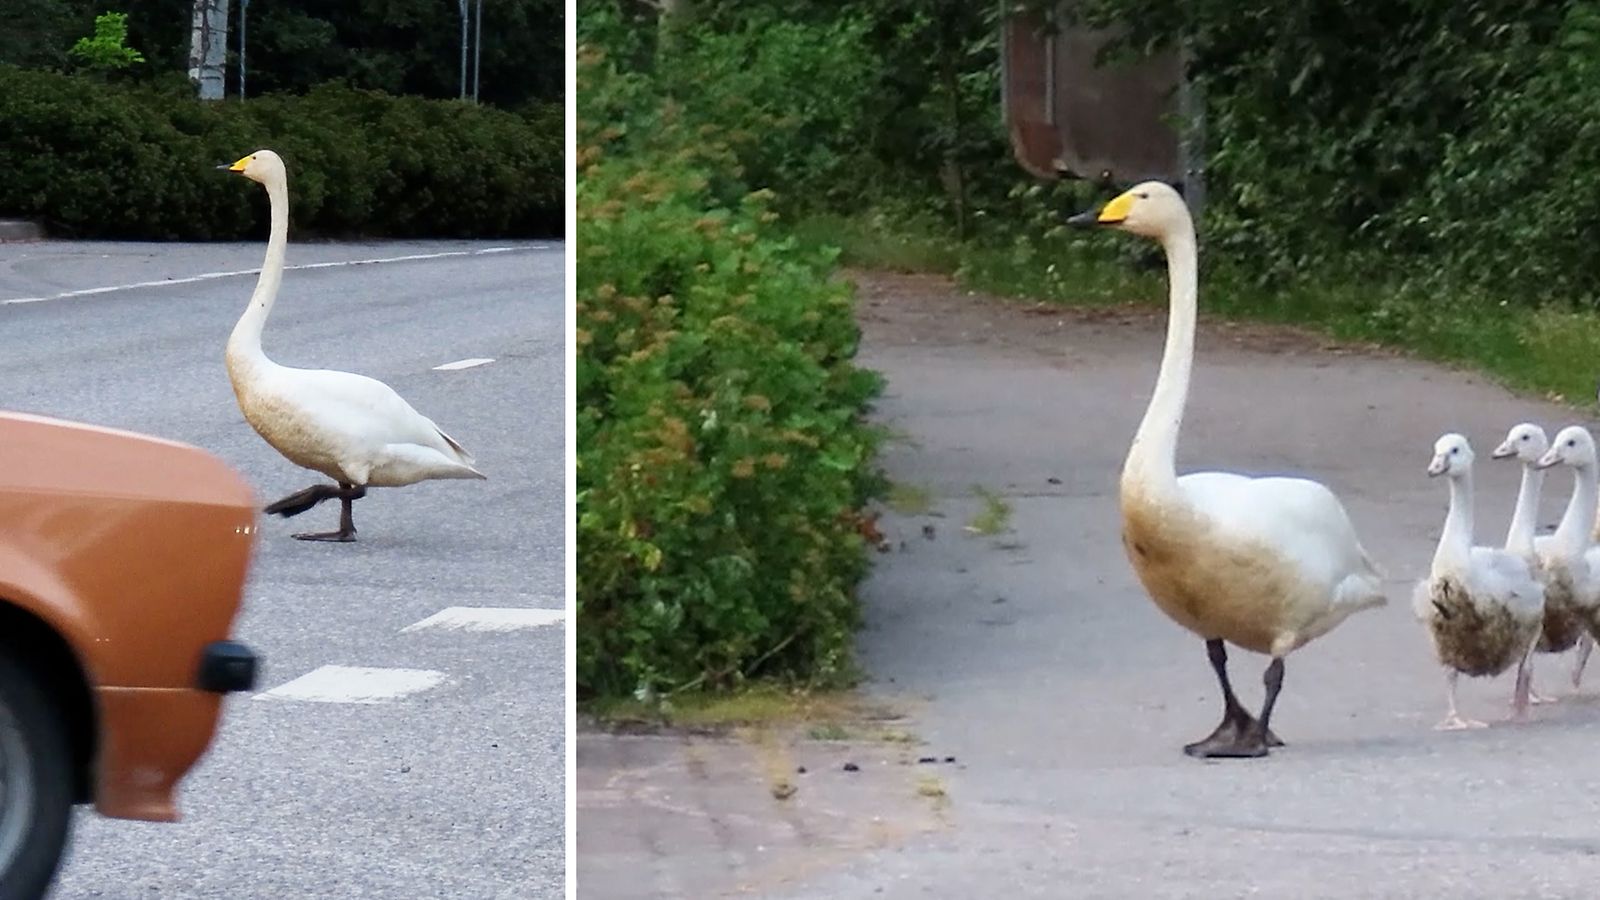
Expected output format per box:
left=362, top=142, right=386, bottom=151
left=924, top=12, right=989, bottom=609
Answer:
left=1002, top=4, right=1182, bottom=187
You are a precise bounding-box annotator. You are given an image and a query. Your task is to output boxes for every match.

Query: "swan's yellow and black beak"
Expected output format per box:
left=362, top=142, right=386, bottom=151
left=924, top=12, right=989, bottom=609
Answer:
left=217, top=155, right=253, bottom=173
left=1066, top=190, right=1135, bottom=228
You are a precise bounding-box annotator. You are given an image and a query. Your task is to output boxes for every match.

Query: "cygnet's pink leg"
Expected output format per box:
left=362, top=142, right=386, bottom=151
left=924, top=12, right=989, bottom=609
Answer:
left=1517, top=654, right=1557, bottom=705
left=1571, top=634, right=1593, bottom=691
left=1438, top=670, right=1488, bottom=730
left=1508, top=643, right=1535, bottom=723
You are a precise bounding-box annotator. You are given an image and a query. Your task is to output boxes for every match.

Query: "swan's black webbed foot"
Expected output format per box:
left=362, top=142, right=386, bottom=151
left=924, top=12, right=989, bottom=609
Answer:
left=291, top=528, right=356, bottom=543
left=1185, top=643, right=1286, bottom=759
left=1183, top=712, right=1278, bottom=758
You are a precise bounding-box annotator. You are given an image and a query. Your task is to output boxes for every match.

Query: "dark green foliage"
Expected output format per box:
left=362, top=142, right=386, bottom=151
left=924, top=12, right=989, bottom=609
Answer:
left=0, top=66, right=562, bottom=239
left=1069, top=0, right=1600, bottom=301
left=576, top=50, right=883, bottom=698
left=3, top=0, right=561, bottom=107
left=591, top=0, right=1600, bottom=310
left=578, top=0, right=1015, bottom=231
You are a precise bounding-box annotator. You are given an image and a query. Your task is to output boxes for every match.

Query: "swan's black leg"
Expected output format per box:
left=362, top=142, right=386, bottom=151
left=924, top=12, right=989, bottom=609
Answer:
left=264, top=483, right=341, bottom=517
left=1183, top=640, right=1284, bottom=758
left=291, top=483, right=366, bottom=542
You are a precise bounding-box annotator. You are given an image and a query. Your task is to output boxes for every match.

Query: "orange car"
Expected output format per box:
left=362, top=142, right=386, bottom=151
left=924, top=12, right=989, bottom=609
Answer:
left=0, top=410, right=259, bottom=897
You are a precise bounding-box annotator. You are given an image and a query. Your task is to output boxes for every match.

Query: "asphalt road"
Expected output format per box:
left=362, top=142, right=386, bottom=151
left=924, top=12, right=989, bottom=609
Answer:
left=578, top=270, right=1600, bottom=898
left=0, top=239, right=565, bottom=898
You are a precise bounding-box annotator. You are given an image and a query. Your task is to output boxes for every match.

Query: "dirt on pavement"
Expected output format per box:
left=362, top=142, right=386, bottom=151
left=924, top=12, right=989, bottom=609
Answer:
left=578, top=270, right=1600, bottom=899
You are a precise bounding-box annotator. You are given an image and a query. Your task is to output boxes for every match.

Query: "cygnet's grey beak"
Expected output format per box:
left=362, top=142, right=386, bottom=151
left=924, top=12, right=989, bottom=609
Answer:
left=1535, top=450, right=1561, bottom=469
left=1427, top=456, right=1448, bottom=477
left=1490, top=443, right=1516, bottom=459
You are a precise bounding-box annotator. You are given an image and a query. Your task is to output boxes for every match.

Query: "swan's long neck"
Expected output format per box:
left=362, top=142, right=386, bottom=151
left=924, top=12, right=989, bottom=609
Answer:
left=1122, top=224, right=1198, bottom=494
left=1551, top=462, right=1598, bottom=556
left=1434, top=470, right=1475, bottom=575
left=227, top=175, right=288, bottom=364
left=1505, top=463, right=1544, bottom=555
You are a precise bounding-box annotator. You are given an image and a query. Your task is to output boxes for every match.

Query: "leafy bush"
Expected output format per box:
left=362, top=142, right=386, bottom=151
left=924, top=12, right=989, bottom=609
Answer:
left=577, top=1, right=1019, bottom=232
left=0, top=65, right=562, bottom=238
left=576, top=48, right=883, bottom=698
left=1396, top=3, right=1600, bottom=300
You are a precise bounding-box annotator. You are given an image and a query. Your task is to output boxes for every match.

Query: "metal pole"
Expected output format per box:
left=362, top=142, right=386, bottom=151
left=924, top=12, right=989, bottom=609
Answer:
left=239, top=0, right=249, bottom=99
left=458, top=0, right=468, bottom=99
left=472, top=0, right=483, bottom=102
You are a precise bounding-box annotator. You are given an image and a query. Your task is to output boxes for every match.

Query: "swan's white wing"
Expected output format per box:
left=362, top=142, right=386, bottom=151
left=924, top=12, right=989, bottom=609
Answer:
left=1177, top=471, right=1377, bottom=587
left=1467, top=546, right=1544, bottom=616
left=274, top=366, right=468, bottom=461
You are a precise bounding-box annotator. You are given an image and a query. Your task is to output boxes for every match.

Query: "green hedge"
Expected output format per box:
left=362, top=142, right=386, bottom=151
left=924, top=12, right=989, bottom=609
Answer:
left=576, top=49, right=883, bottom=698
left=0, top=66, right=562, bottom=239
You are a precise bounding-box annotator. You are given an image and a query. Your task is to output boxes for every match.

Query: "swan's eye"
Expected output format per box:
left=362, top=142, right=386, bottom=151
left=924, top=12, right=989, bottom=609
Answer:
left=1521, top=435, right=1529, bottom=441
left=1136, top=192, right=1149, bottom=199
left=1569, top=439, right=1578, bottom=447
left=1450, top=447, right=1460, bottom=455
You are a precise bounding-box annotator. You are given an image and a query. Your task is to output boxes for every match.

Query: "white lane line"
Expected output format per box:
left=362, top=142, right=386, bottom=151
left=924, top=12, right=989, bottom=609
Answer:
left=400, top=606, right=567, bottom=633
left=0, top=245, right=540, bottom=306
left=432, top=357, right=496, bottom=371
left=253, top=665, right=447, bottom=703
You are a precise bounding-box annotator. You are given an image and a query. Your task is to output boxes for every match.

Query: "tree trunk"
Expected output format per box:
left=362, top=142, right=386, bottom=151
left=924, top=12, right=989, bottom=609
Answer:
left=188, top=0, right=228, bottom=100
left=936, top=9, right=968, bottom=238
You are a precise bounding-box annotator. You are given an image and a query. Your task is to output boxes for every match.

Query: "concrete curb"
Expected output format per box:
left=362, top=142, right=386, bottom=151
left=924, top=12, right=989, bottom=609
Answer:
left=0, top=220, right=44, bottom=242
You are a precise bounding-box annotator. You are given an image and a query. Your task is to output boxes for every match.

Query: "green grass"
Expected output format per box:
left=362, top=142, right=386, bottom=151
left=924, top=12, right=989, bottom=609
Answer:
left=965, top=486, right=1012, bottom=536
left=807, top=722, right=852, bottom=740
left=885, top=482, right=934, bottom=515
left=802, top=210, right=1600, bottom=407
left=791, top=211, right=960, bottom=274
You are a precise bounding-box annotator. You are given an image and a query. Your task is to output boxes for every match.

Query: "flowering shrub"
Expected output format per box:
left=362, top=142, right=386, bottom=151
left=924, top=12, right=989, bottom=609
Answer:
left=576, top=49, right=882, bottom=698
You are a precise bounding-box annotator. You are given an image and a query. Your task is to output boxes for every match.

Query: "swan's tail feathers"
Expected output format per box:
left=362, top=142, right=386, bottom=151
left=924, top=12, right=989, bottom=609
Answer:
left=435, top=426, right=477, bottom=466
left=1334, top=569, right=1389, bottom=614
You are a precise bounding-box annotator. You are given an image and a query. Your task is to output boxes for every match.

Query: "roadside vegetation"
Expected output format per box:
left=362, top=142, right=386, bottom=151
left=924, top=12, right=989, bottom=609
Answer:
left=577, top=0, right=1600, bottom=704
left=575, top=36, right=884, bottom=701
left=0, top=67, right=561, bottom=239
left=1, top=2, right=562, bottom=238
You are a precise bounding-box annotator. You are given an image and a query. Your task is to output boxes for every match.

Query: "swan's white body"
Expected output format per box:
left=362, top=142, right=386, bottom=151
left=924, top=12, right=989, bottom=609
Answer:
left=224, top=150, right=485, bottom=489
left=1490, top=423, right=1567, bottom=704
left=1527, top=431, right=1600, bottom=651
left=1131, top=471, right=1386, bottom=655
left=1110, top=183, right=1385, bottom=661
left=1529, top=426, right=1600, bottom=689
left=1414, top=434, right=1543, bottom=728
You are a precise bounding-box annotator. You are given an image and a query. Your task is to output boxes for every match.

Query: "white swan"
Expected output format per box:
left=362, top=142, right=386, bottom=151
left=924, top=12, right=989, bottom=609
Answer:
left=220, top=150, right=485, bottom=542
left=1491, top=423, right=1556, bottom=704
left=1069, top=182, right=1387, bottom=758
left=1533, top=425, right=1600, bottom=684
left=1415, top=434, right=1544, bottom=729
left=1491, top=423, right=1548, bottom=557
